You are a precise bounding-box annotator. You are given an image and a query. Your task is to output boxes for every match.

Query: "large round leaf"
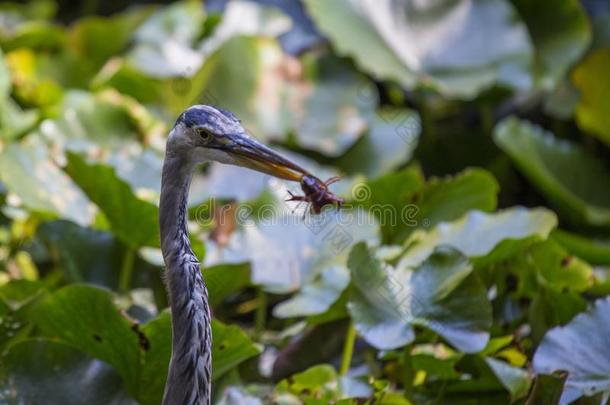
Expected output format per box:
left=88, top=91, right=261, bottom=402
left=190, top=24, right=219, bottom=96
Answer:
left=0, top=339, right=134, bottom=405
left=533, top=297, right=610, bottom=403
left=494, top=117, right=610, bottom=227
left=64, top=152, right=159, bottom=248
left=27, top=285, right=142, bottom=390
left=0, top=139, right=94, bottom=225
left=305, top=0, right=533, bottom=98
left=399, top=207, right=557, bottom=268
left=348, top=243, right=491, bottom=352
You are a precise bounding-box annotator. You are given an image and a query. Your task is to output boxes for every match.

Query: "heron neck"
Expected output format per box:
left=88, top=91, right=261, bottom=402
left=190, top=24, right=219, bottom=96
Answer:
left=159, top=151, right=212, bottom=405
left=159, top=152, right=196, bottom=258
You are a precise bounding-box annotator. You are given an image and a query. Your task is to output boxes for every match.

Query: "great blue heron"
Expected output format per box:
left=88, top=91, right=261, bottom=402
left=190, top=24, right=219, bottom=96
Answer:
left=159, top=105, right=311, bottom=405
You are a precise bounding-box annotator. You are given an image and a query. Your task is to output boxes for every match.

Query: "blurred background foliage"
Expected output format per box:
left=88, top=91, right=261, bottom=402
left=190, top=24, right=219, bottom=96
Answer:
left=1, top=0, right=610, bottom=404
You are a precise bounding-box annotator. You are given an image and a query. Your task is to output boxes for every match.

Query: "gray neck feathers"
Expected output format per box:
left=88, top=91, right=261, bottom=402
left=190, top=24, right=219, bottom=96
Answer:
left=159, top=151, right=212, bottom=405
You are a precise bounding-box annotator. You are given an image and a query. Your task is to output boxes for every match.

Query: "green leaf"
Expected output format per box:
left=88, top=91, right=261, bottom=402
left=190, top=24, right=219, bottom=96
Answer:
left=192, top=36, right=291, bottom=136
left=524, top=372, right=567, bottom=405
left=0, top=49, right=10, bottom=100
left=529, top=288, right=586, bottom=344
left=205, top=262, right=251, bottom=308
left=212, top=320, right=263, bottom=380
left=337, top=108, right=421, bottom=179
left=38, top=90, right=145, bottom=155
left=534, top=297, right=610, bottom=403
left=68, top=8, right=152, bottom=70
left=204, top=192, right=379, bottom=318
left=552, top=229, right=610, bottom=265
left=0, top=139, right=93, bottom=225
left=37, top=220, right=122, bottom=287
left=273, top=266, right=349, bottom=318
left=528, top=240, right=592, bottom=293
left=290, top=58, right=377, bottom=157
left=511, top=0, right=591, bottom=89
left=0, top=339, right=133, bottom=405
left=399, top=207, right=557, bottom=268
left=395, top=168, right=499, bottom=242
left=304, top=0, right=533, bottom=98
left=494, top=117, right=610, bottom=227
left=127, top=1, right=205, bottom=78
left=0, top=97, right=39, bottom=140
left=64, top=152, right=159, bottom=248
left=348, top=243, right=491, bottom=352
left=485, top=357, right=530, bottom=399
left=274, top=364, right=340, bottom=403
left=138, top=311, right=171, bottom=405
left=27, top=285, right=141, bottom=390
left=358, top=165, right=424, bottom=243
left=573, top=49, right=610, bottom=146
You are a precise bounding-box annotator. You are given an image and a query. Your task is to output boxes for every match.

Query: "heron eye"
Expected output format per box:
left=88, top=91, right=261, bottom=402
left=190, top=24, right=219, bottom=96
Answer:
left=197, top=128, right=212, bottom=142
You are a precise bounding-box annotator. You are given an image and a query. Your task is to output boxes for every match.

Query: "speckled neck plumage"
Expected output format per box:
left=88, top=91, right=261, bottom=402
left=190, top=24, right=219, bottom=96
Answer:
left=159, top=151, right=212, bottom=405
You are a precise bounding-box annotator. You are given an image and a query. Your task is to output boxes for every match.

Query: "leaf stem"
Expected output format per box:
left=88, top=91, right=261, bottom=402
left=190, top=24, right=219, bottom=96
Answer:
left=119, top=248, right=135, bottom=292
left=255, top=287, right=267, bottom=338
left=340, top=321, right=357, bottom=375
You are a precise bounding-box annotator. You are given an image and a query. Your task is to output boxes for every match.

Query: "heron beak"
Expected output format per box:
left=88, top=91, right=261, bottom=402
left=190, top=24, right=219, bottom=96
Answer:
left=223, top=134, right=309, bottom=182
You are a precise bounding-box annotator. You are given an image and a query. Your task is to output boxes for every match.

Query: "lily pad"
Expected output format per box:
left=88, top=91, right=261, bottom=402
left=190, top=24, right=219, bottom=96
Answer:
left=194, top=36, right=292, bottom=139
left=336, top=108, right=421, bottom=179
left=511, top=0, right=591, bottom=89
left=127, top=1, right=205, bottom=78
left=138, top=311, right=262, bottom=405
left=0, top=139, right=94, bottom=226
left=533, top=297, right=610, bottom=403
left=348, top=243, right=491, bottom=352
left=0, top=339, right=134, bottom=405
left=205, top=190, right=379, bottom=318
left=37, top=220, right=122, bottom=287
left=399, top=207, right=557, bottom=268
left=494, top=117, right=610, bottom=227
left=291, top=58, right=377, bottom=156
left=27, top=285, right=142, bottom=391
left=305, top=0, right=533, bottom=98
left=24, top=284, right=262, bottom=405
left=64, top=152, right=159, bottom=248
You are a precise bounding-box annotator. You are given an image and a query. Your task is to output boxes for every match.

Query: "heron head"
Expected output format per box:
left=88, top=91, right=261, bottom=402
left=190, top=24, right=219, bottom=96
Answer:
left=171, top=105, right=308, bottom=181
